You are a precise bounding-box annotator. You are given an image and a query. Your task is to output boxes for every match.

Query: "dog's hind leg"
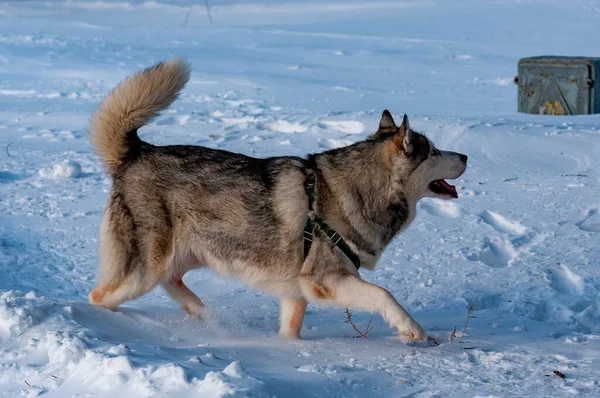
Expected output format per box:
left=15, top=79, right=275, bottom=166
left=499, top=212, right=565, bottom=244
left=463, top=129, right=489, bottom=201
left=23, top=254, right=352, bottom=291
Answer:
left=89, top=212, right=172, bottom=310
left=89, top=209, right=131, bottom=310
left=161, top=251, right=205, bottom=317
left=162, top=277, right=205, bottom=317
left=300, top=274, right=426, bottom=342
left=162, top=275, right=205, bottom=317
left=279, top=297, right=307, bottom=339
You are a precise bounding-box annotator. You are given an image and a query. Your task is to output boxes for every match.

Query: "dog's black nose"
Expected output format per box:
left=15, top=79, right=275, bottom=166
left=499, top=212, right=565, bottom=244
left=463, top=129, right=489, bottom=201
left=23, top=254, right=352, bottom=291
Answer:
left=459, top=154, right=468, bottom=163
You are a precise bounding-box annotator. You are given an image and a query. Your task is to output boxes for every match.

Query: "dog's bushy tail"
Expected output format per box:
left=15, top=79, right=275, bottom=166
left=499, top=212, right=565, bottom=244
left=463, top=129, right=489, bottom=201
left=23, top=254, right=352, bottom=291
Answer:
left=89, top=58, right=191, bottom=175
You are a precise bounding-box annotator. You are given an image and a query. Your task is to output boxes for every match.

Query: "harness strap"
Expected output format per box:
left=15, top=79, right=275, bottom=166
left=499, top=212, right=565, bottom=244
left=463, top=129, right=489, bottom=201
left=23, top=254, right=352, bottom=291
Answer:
left=303, top=169, right=361, bottom=270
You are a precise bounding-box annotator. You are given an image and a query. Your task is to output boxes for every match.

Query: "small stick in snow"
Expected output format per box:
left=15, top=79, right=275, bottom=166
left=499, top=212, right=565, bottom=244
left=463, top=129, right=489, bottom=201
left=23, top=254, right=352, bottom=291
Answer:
left=205, top=0, right=214, bottom=24
left=562, top=174, right=587, bottom=177
left=449, top=327, right=457, bottom=342
left=183, top=2, right=213, bottom=26
left=428, top=336, right=440, bottom=346
left=344, top=309, right=373, bottom=338
left=503, top=177, right=518, bottom=182
left=462, top=297, right=478, bottom=337
left=182, top=6, right=193, bottom=26
left=553, top=370, right=566, bottom=379
left=24, top=381, right=31, bottom=387
left=5, top=142, right=13, bottom=157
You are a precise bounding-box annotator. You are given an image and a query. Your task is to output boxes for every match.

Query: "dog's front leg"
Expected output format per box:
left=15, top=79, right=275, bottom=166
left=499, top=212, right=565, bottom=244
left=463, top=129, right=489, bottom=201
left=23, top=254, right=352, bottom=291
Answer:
left=279, top=297, right=307, bottom=339
left=300, top=275, right=426, bottom=342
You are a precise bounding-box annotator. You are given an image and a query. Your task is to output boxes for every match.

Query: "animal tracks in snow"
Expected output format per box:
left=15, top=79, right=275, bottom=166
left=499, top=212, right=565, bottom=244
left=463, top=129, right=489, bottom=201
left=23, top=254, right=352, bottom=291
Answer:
left=547, top=263, right=584, bottom=296
left=318, top=120, right=364, bottom=135
left=267, top=120, right=308, bottom=134
left=419, top=203, right=540, bottom=268
left=419, top=200, right=462, bottom=218
left=466, top=211, right=542, bottom=268
left=576, top=208, right=600, bottom=232
left=480, top=210, right=527, bottom=235
left=466, top=233, right=545, bottom=268
left=466, top=237, right=517, bottom=268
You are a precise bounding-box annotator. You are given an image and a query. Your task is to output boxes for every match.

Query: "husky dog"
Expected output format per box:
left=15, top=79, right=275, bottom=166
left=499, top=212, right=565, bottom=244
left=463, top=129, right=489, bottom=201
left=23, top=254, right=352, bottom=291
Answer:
left=88, top=58, right=467, bottom=342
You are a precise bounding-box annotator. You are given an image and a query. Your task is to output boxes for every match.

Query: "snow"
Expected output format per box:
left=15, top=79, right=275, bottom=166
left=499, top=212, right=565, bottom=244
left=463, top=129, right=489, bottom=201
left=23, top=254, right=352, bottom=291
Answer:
left=319, top=121, right=364, bottom=135
left=38, top=160, right=82, bottom=179
left=1, top=0, right=600, bottom=397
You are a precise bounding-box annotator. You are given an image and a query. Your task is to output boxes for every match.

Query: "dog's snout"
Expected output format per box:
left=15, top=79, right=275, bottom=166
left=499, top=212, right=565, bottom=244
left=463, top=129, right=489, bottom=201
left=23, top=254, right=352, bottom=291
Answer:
left=459, top=154, right=468, bottom=164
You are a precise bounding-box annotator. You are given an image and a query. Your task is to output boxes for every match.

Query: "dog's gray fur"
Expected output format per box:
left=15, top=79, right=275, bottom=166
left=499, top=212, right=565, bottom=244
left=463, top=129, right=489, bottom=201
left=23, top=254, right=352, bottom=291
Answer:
left=88, top=58, right=467, bottom=342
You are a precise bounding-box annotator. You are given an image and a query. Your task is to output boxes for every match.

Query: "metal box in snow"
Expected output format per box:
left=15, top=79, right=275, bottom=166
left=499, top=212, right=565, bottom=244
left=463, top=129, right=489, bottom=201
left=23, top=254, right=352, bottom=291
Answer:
left=515, top=56, right=600, bottom=115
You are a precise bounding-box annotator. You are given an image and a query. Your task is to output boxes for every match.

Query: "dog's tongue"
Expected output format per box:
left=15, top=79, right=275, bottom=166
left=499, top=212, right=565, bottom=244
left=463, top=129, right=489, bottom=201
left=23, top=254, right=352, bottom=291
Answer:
left=439, top=179, right=458, bottom=198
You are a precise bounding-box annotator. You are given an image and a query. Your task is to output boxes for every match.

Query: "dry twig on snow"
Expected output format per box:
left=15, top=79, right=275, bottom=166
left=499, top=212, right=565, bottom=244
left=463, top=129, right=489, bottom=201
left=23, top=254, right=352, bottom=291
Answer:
left=462, top=297, right=478, bottom=337
left=344, top=309, right=374, bottom=338
left=449, top=327, right=458, bottom=341
left=448, top=297, right=477, bottom=342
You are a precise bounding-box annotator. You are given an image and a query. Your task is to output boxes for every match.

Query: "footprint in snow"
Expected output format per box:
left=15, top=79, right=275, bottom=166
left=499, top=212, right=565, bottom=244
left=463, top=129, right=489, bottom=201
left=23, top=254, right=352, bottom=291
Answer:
left=576, top=208, right=600, bottom=232
left=465, top=232, right=544, bottom=268
left=267, top=120, right=308, bottom=134
left=466, top=237, right=517, bottom=268
left=546, top=263, right=584, bottom=296
left=318, top=120, right=364, bottom=135
left=480, top=210, right=527, bottom=235
left=420, top=200, right=461, bottom=218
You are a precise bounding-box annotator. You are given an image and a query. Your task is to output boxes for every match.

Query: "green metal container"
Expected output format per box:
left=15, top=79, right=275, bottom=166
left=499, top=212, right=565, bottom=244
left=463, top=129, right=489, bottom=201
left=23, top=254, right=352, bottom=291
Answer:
left=515, top=56, right=600, bottom=115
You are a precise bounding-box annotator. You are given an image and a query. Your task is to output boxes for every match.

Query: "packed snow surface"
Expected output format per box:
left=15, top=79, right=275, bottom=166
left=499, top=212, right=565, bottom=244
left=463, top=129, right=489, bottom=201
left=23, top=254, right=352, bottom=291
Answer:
left=1, top=0, right=600, bottom=397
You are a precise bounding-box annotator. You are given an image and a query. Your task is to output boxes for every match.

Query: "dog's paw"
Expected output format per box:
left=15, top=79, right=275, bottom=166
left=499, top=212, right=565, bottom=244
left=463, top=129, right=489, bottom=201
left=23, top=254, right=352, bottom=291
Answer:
left=398, top=323, right=427, bottom=343
left=279, top=331, right=302, bottom=340
left=183, top=303, right=206, bottom=320
left=185, top=312, right=204, bottom=321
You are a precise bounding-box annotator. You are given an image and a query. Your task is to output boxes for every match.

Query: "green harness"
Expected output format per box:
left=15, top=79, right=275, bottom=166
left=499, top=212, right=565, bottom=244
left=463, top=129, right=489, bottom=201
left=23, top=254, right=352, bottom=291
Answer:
left=303, top=171, right=361, bottom=270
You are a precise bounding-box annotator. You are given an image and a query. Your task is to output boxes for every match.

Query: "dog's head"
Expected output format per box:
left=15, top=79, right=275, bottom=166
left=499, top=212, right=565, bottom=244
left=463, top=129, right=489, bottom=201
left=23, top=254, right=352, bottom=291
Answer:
left=375, top=110, right=467, bottom=199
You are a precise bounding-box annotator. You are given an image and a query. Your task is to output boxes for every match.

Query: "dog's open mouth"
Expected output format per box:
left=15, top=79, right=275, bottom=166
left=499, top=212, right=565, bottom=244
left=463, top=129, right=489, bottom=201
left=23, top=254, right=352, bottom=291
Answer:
left=429, top=179, right=458, bottom=199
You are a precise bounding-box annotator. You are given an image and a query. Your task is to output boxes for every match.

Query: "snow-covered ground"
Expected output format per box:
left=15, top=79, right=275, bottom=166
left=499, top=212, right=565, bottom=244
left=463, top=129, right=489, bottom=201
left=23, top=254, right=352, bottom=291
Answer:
left=1, top=0, right=600, bottom=396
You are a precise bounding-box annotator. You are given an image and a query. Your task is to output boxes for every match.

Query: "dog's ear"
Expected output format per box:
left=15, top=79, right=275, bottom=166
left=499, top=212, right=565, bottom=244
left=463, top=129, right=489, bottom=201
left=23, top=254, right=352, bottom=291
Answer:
left=396, top=114, right=413, bottom=154
left=378, top=110, right=397, bottom=133
left=391, top=114, right=414, bottom=154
